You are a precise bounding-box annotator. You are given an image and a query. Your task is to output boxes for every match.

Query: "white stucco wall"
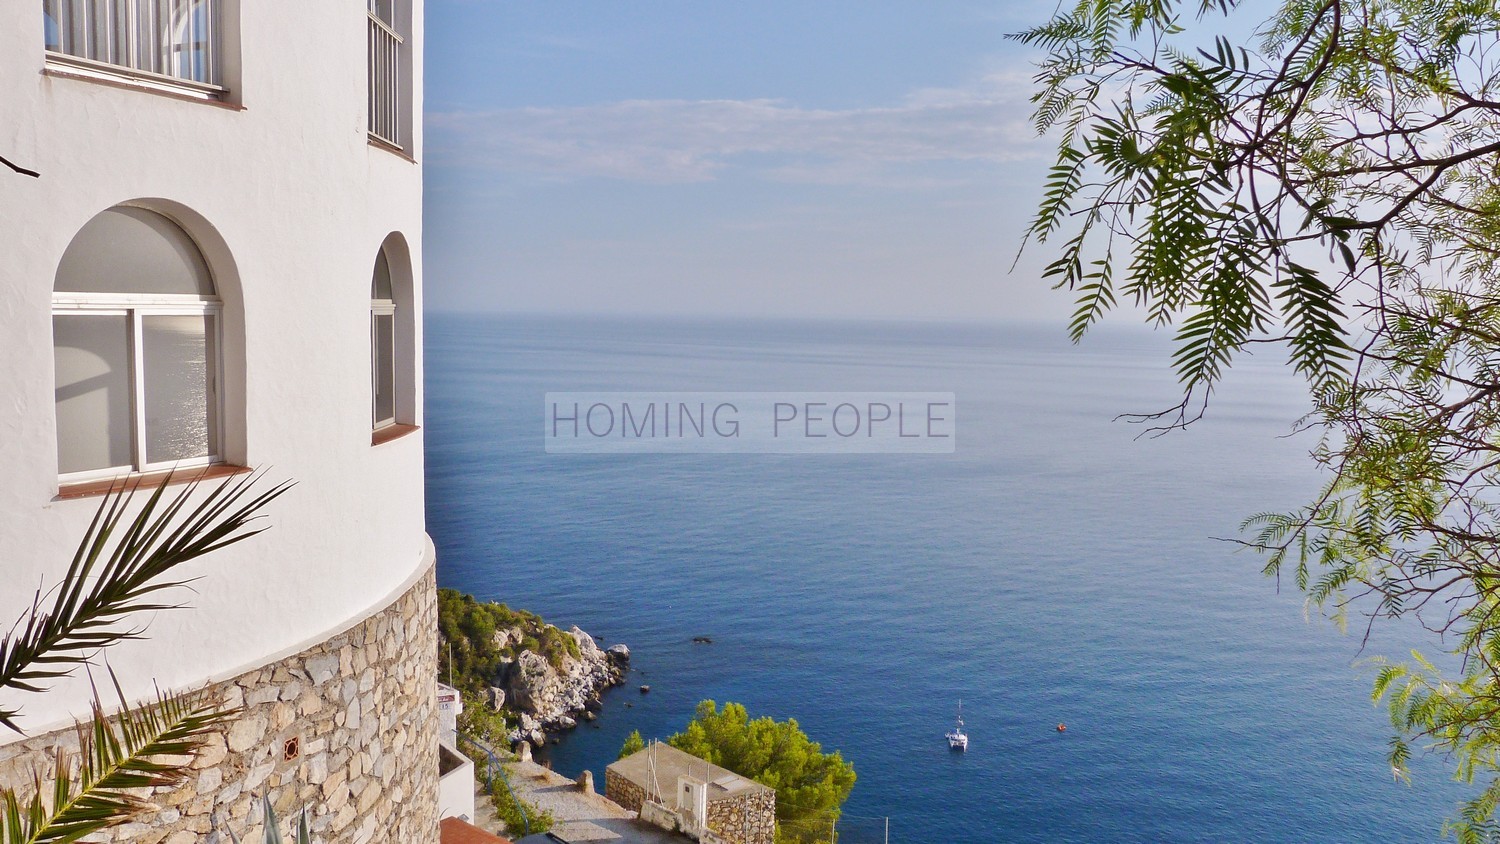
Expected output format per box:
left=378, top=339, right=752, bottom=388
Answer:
left=437, top=742, right=477, bottom=823
left=0, top=0, right=429, bottom=738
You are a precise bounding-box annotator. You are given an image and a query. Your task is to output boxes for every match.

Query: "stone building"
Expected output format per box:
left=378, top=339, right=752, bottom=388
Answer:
left=0, top=0, right=438, bottom=840
left=607, top=744, right=776, bottom=844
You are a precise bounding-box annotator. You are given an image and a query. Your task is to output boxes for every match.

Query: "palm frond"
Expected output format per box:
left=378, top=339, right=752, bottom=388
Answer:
left=0, top=677, right=233, bottom=844
left=0, top=471, right=291, bottom=732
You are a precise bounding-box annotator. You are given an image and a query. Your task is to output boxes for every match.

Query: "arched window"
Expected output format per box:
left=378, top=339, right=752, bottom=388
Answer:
left=53, top=207, right=221, bottom=480
left=370, top=249, right=397, bottom=429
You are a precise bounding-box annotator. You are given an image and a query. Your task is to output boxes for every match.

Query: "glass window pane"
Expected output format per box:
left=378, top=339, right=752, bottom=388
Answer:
left=44, top=10, right=61, bottom=51
left=54, top=314, right=132, bottom=474
left=142, top=314, right=214, bottom=463
left=55, top=207, right=214, bottom=296
left=374, top=314, right=395, bottom=425
left=170, top=2, right=209, bottom=83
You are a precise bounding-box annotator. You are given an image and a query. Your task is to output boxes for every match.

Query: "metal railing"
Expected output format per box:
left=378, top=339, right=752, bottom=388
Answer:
left=367, top=10, right=403, bottom=147
left=44, top=0, right=222, bottom=88
left=459, top=732, right=530, bottom=837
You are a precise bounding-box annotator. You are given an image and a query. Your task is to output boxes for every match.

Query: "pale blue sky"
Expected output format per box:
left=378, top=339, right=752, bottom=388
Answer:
left=423, top=2, right=1070, bottom=321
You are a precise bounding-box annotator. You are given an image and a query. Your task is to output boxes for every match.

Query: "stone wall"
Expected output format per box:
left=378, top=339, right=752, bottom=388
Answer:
left=0, top=565, right=439, bottom=844
left=605, top=767, right=648, bottom=813
left=606, top=767, right=774, bottom=844
left=706, top=790, right=775, bottom=844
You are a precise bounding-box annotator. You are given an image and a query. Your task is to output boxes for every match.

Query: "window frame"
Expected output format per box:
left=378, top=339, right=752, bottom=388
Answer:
left=52, top=292, right=224, bottom=485
left=42, top=0, right=228, bottom=99
left=366, top=0, right=407, bottom=149
left=370, top=293, right=397, bottom=431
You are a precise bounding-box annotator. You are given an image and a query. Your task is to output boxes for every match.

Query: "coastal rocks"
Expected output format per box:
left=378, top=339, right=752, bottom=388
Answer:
left=437, top=589, right=631, bottom=747
left=516, top=714, right=546, bottom=747
left=490, top=626, right=520, bottom=650
left=502, top=625, right=628, bottom=745
left=506, top=651, right=557, bottom=713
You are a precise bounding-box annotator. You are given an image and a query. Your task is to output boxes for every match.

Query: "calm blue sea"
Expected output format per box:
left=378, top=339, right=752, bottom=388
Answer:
left=425, top=313, right=1470, bottom=843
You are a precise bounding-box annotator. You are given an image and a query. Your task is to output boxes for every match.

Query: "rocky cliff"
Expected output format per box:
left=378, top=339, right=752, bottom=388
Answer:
left=498, top=625, right=629, bottom=746
left=436, top=588, right=630, bottom=747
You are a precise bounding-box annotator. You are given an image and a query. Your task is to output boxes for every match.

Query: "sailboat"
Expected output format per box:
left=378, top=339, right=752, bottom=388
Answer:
left=946, top=700, right=968, bottom=751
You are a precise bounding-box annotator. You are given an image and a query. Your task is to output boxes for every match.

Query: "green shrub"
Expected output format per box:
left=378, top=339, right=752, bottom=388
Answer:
left=489, top=763, right=554, bottom=837
left=668, top=701, right=856, bottom=844
left=438, top=588, right=586, bottom=698
left=618, top=730, right=645, bottom=759
left=456, top=690, right=512, bottom=747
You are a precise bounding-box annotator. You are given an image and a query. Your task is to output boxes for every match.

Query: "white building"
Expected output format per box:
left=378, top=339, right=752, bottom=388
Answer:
left=0, top=1, right=439, bottom=840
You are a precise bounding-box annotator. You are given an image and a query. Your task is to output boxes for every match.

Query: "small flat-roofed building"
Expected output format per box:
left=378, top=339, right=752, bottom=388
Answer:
left=607, top=743, right=775, bottom=844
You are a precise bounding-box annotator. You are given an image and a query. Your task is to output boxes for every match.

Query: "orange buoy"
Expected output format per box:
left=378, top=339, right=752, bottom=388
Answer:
left=1056, top=723, right=1067, bottom=733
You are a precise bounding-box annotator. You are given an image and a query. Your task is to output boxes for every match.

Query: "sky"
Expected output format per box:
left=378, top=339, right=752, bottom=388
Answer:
left=422, top=2, right=1074, bottom=322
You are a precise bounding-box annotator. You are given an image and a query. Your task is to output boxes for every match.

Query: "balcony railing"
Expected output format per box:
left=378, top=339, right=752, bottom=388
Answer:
left=44, top=0, right=223, bottom=90
left=367, top=11, right=403, bottom=148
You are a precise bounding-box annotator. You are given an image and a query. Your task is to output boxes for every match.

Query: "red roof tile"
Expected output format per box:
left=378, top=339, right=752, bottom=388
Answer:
left=440, top=817, right=512, bottom=844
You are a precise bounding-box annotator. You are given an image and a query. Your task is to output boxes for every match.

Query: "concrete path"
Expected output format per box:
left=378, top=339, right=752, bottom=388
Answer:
left=470, top=785, right=506, bottom=838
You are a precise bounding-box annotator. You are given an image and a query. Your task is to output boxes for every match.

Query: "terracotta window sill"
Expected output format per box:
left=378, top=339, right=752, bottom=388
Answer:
left=372, top=424, right=419, bottom=446
left=56, top=464, right=252, bottom=501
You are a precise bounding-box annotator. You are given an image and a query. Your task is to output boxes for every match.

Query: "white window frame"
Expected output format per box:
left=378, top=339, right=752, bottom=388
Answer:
left=53, top=292, right=224, bottom=484
left=43, top=0, right=227, bottom=99
left=367, top=0, right=405, bottom=148
left=371, top=296, right=397, bottom=430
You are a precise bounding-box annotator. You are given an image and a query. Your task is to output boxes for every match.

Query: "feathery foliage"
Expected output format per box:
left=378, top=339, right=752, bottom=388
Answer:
left=1, top=472, right=291, bottom=732
left=617, top=729, right=645, bottom=760
left=0, top=472, right=288, bottom=841
left=437, top=588, right=580, bottom=680
left=1014, top=0, right=1500, bottom=836
left=1, top=678, right=231, bottom=844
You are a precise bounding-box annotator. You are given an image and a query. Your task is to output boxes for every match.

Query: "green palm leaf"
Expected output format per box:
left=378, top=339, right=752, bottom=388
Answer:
left=0, top=471, right=291, bottom=732
left=0, top=677, right=233, bottom=844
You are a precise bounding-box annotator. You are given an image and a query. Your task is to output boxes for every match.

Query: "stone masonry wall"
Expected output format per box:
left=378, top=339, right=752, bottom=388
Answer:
left=605, top=766, right=773, bottom=844
left=706, top=791, right=774, bottom=844
left=605, top=767, right=647, bottom=813
left=0, top=565, right=439, bottom=844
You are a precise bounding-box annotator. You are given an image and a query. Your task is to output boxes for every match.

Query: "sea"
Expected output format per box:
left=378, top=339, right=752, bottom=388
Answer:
left=425, top=313, right=1472, bottom=843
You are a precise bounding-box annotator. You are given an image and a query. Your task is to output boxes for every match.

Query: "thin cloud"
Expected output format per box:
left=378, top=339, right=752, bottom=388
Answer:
left=426, top=72, right=1047, bottom=186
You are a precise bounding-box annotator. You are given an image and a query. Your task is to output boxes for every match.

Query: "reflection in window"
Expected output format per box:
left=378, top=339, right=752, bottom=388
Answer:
left=142, top=314, right=215, bottom=463
left=43, top=0, right=223, bottom=88
left=368, top=0, right=394, bottom=26
left=53, top=315, right=131, bottom=475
